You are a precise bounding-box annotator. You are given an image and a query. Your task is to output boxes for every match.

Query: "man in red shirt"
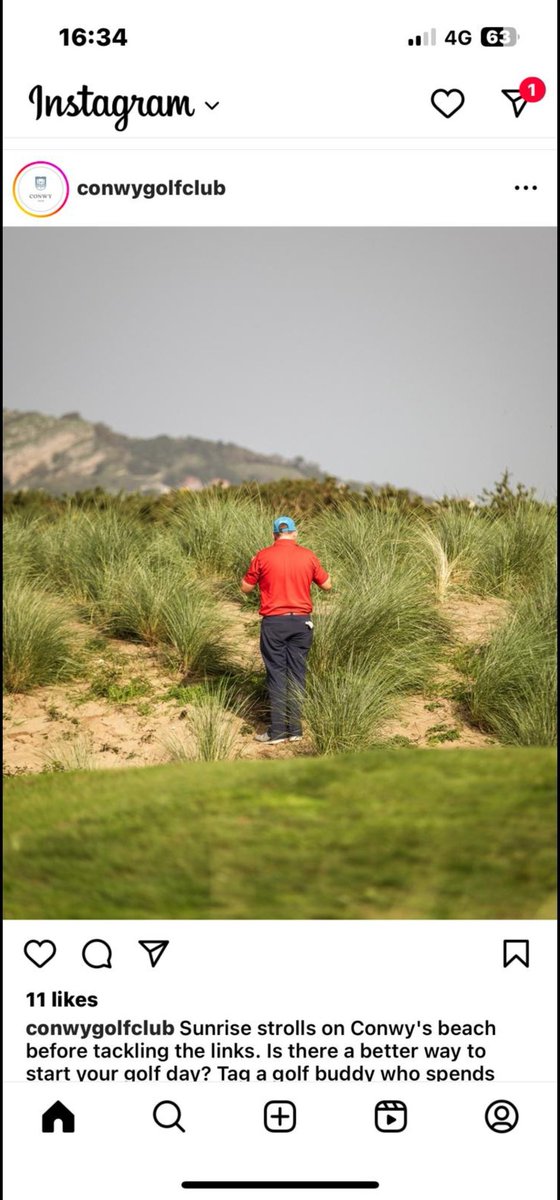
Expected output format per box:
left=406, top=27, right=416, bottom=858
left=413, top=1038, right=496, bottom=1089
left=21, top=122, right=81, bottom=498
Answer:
left=241, top=516, right=332, bottom=743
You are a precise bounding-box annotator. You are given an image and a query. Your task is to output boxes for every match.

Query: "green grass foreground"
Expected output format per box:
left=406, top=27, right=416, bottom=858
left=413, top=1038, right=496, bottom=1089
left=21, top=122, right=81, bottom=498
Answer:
left=4, top=748, right=556, bottom=920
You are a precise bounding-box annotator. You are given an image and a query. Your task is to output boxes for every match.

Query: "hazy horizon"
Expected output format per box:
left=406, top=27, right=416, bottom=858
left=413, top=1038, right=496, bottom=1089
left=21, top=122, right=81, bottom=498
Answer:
left=3, top=228, right=557, bottom=498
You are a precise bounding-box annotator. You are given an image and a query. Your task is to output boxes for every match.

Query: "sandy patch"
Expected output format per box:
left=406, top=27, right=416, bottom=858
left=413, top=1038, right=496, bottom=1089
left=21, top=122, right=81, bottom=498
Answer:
left=378, top=695, right=494, bottom=749
left=378, top=594, right=509, bottom=749
left=3, top=594, right=511, bottom=774
left=443, top=596, right=509, bottom=644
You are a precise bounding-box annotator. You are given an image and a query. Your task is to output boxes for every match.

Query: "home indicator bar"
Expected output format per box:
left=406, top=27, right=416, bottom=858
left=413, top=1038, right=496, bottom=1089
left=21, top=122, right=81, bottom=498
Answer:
left=181, top=1185, right=380, bottom=1191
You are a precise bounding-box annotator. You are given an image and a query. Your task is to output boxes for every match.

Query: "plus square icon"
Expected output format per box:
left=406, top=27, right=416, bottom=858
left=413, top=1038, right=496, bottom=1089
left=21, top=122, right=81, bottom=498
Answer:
left=264, top=1100, right=296, bottom=1132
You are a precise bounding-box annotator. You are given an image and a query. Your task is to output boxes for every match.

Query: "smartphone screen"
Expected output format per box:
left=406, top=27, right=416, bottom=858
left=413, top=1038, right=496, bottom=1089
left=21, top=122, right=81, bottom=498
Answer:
left=3, top=3, right=557, bottom=1197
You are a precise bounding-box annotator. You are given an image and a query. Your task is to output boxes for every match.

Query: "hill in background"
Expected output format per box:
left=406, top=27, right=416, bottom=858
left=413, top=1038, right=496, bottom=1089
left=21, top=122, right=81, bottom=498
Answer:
left=3, top=409, right=324, bottom=494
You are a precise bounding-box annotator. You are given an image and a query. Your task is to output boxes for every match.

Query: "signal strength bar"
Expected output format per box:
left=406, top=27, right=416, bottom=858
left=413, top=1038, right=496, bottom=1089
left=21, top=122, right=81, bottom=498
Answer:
left=408, top=29, right=437, bottom=46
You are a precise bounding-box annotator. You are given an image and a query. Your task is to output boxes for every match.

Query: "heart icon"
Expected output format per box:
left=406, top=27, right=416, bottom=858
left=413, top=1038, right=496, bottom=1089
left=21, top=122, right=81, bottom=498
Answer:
left=24, top=939, right=57, bottom=968
left=431, top=89, right=465, bottom=118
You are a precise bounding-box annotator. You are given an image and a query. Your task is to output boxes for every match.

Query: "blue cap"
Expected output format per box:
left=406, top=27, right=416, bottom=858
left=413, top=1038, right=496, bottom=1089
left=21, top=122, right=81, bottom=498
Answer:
left=273, top=515, right=297, bottom=534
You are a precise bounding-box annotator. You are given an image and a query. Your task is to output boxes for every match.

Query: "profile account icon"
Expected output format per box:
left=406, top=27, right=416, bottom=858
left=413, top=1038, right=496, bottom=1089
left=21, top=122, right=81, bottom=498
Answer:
left=485, top=1100, right=519, bottom=1133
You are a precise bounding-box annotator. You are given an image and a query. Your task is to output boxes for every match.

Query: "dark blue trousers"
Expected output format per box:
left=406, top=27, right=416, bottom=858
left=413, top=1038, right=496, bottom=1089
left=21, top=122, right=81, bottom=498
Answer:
left=260, top=614, right=314, bottom=738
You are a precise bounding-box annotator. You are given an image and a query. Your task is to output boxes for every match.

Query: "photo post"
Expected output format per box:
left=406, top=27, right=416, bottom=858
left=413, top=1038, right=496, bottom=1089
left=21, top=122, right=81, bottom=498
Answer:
left=2, top=3, right=557, bottom=1197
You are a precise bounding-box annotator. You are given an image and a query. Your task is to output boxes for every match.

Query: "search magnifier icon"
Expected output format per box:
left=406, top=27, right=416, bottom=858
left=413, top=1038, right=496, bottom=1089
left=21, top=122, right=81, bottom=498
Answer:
left=153, top=1101, right=185, bottom=1132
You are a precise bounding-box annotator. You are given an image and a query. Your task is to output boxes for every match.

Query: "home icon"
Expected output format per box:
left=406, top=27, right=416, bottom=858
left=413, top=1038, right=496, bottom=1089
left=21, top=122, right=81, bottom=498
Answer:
left=42, top=1100, right=75, bottom=1133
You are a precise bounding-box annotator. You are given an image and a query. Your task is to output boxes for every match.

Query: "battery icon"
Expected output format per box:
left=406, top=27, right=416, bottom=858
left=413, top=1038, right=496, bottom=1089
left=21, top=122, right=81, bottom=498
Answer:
left=481, top=27, right=519, bottom=46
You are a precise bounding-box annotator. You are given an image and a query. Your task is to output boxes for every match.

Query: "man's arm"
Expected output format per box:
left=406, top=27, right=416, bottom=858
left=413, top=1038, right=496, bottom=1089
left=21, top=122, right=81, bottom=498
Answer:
left=241, top=553, right=260, bottom=596
left=312, top=556, right=332, bottom=592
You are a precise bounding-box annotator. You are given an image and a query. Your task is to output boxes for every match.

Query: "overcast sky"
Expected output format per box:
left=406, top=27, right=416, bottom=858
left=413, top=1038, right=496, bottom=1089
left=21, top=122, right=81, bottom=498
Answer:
left=3, top=227, right=556, bottom=497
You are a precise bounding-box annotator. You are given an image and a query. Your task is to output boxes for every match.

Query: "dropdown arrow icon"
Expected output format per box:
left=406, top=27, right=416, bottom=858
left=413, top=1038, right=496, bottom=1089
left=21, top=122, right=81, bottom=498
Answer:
left=205, top=100, right=220, bottom=110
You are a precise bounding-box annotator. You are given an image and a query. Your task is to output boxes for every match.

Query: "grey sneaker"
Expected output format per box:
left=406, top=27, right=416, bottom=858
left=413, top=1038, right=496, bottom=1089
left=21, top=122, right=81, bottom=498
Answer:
left=255, top=732, right=288, bottom=744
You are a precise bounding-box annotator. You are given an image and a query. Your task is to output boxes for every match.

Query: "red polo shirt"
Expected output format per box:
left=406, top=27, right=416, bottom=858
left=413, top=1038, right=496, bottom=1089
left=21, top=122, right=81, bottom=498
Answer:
left=243, top=540, right=329, bottom=616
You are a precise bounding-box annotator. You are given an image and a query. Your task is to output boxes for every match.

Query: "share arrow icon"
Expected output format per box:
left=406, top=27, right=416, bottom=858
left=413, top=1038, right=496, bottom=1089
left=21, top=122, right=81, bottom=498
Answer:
left=139, top=940, right=169, bottom=968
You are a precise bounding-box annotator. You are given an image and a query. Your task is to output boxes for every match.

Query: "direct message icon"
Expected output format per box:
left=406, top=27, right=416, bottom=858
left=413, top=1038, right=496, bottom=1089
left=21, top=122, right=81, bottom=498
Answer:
left=502, top=77, right=546, bottom=119
left=375, top=1100, right=407, bottom=1132
left=502, top=89, right=528, bottom=118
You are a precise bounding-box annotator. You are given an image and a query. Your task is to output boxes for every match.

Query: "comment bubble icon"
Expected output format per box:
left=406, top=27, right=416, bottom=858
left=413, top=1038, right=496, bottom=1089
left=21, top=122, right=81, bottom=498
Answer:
left=82, top=939, right=112, bottom=969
